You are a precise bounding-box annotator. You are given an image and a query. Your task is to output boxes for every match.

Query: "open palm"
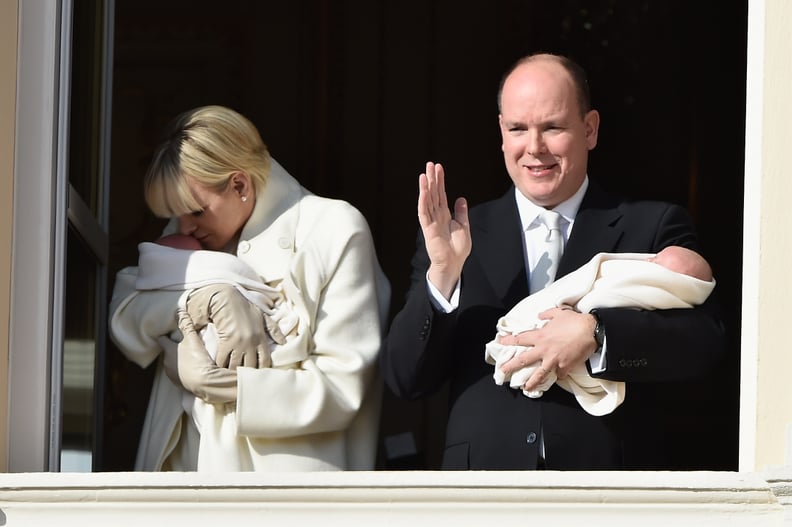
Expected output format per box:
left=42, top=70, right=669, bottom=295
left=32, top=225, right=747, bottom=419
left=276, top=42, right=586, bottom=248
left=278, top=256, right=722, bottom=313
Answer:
left=417, top=162, right=472, bottom=299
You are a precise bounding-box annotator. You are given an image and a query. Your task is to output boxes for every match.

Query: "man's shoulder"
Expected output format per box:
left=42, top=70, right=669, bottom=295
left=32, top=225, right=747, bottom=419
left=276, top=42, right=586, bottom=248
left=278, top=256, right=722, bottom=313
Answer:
left=613, top=199, right=692, bottom=231
left=583, top=181, right=686, bottom=218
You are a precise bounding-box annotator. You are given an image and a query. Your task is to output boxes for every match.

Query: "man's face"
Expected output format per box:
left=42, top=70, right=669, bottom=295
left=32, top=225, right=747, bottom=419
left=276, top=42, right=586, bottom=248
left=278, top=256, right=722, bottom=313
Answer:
left=498, top=59, right=599, bottom=208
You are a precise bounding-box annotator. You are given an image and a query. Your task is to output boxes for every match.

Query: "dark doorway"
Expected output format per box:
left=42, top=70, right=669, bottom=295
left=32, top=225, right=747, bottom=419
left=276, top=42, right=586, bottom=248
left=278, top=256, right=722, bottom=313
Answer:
left=104, top=0, right=745, bottom=471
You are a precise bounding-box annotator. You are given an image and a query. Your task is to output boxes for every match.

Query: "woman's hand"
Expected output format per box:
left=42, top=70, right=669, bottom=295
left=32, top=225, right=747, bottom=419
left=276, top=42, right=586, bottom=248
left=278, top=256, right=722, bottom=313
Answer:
left=185, top=283, right=272, bottom=368
left=157, top=309, right=238, bottom=404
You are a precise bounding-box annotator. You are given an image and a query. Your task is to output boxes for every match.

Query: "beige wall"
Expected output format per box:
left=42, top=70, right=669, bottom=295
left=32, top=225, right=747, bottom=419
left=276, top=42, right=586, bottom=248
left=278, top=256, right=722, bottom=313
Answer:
left=0, top=0, right=18, bottom=472
left=740, top=0, right=792, bottom=472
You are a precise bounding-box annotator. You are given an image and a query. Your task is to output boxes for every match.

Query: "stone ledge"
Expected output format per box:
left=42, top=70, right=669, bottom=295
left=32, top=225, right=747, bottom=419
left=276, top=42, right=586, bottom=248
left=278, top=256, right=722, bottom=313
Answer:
left=0, top=471, right=785, bottom=526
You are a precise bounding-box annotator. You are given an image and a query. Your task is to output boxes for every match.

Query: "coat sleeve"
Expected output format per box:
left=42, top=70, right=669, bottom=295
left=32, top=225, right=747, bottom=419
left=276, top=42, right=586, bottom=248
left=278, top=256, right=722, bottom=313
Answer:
left=379, top=228, right=459, bottom=400
left=590, top=203, right=727, bottom=382
left=108, top=265, right=184, bottom=368
left=235, top=203, right=390, bottom=438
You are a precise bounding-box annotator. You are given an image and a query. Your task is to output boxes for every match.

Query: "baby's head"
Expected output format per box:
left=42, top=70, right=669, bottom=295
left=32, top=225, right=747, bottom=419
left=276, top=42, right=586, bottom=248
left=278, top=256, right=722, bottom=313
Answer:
left=155, top=233, right=202, bottom=251
left=648, top=246, right=712, bottom=281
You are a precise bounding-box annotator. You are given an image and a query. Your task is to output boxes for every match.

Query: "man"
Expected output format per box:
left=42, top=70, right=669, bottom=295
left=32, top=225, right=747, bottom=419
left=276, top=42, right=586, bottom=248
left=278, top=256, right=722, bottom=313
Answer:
left=380, top=53, right=726, bottom=470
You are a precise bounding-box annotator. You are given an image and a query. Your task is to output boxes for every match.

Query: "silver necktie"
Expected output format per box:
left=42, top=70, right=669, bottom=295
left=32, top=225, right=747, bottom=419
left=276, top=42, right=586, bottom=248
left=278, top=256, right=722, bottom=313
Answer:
left=530, top=209, right=563, bottom=293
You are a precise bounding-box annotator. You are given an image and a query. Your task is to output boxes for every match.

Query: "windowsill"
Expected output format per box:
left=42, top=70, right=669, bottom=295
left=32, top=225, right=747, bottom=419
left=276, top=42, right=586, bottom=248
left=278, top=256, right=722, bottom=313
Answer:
left=0, top=470, right=787, bottom=525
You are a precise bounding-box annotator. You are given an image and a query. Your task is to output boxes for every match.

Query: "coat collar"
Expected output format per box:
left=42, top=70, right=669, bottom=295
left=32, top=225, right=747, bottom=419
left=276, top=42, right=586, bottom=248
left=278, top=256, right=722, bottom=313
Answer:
left=235, top=158, right=307, bottom=282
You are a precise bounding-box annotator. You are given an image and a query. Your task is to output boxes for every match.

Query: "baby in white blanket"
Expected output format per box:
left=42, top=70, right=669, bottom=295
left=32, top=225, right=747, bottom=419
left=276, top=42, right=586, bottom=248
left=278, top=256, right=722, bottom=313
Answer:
left=152, top=234, right=297, bottom=358
left=484, top=246, right=715, bottom=417
left=137, top=233, right=300, bottom=470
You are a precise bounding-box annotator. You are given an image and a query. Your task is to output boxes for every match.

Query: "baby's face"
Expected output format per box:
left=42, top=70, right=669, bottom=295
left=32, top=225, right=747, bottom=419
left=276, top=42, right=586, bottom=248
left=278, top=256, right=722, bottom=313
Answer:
left=156, top=233, right=203, bottom=250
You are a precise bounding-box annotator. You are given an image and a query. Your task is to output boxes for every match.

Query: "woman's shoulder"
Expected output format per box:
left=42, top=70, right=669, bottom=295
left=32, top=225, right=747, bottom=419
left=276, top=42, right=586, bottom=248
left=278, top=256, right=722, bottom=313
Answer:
left=299, top=194, right=370, bottom=231
left=292, top=194, right=377, bottom=267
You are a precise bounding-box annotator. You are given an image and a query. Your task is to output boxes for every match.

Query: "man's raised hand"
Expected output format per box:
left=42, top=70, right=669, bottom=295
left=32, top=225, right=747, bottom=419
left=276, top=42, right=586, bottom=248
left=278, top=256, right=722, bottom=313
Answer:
left=417, top=161, right=471, bottom=300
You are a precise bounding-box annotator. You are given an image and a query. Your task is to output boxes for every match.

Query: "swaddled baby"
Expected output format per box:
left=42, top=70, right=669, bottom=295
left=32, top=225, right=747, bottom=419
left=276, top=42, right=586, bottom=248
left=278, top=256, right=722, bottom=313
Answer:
left=484, top=246, right=715, bottom=416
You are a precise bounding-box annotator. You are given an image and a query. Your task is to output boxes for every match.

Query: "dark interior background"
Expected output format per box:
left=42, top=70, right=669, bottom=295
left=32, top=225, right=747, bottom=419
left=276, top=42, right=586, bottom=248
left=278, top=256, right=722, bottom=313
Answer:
left=103, top=0, right=746, bottom=471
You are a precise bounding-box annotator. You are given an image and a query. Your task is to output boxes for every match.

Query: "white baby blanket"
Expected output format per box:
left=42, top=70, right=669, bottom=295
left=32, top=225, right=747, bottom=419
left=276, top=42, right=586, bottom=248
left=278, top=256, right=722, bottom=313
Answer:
left=484, top=252, right=715, bottom=416
left=135, top=242, right=299, bottom=340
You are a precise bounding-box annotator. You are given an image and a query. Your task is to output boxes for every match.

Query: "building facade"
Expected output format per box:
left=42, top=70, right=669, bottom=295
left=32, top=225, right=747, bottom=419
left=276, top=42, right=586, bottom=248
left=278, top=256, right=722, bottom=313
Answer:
left=2, top=0, right=792, bottom=524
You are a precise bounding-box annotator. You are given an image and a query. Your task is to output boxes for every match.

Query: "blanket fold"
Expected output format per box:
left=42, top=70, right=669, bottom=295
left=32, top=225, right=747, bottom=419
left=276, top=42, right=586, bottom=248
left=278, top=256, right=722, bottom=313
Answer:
left=135, top=242, right=301, bottom=365
left=485, top=252, right=715, bottom=416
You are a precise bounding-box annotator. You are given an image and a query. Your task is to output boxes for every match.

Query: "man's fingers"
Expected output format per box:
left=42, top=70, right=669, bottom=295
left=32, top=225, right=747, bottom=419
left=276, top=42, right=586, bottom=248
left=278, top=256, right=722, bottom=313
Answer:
left=425, top=161, right=447, bottom=212
left=425, top=163, right=437, bottom=211
left=501, top=352, right=535, bottom=376
left=453, top=197, right=469, bottom=230
left=435, top=162, right=448, bottom=210
left=417, top=173, right=432, bottom=225
left=499, top=330, right=528, bottom=347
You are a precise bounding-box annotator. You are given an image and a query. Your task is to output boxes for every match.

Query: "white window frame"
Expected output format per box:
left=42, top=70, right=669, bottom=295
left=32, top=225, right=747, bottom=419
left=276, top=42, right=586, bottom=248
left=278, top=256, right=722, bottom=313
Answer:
left=8, top=1, right=792, bottom=523
left=5, top=0, right=784, bottom=489
left=9, top=0, right=67, bottom=472
left=10, top=0, right=114, bottom=472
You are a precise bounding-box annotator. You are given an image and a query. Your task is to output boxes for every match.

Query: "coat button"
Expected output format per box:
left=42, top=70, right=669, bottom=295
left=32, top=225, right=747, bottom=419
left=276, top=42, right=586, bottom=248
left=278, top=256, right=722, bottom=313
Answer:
left=238, top=240, right=251, bottom=253
left=278, top=237, right=291, bottom=249
left=526, top=432, right=537, bottom=444
left=419, top=316, right=430, bottom=340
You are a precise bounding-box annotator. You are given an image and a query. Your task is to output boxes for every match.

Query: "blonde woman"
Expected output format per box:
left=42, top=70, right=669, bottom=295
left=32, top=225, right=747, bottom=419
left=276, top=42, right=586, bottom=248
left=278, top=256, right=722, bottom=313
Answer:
left=110, top=105, right=390, bottom=471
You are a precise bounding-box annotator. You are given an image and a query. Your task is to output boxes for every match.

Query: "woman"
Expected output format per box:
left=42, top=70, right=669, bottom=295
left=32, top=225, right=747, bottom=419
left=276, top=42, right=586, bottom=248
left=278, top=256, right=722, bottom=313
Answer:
left=109, top=105, right=390, bottom=471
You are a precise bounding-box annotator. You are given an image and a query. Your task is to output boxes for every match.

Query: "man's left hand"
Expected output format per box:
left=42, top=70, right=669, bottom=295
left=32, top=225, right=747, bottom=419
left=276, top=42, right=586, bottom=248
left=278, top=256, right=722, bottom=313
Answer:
left=499, top=308, right=598, bottom=392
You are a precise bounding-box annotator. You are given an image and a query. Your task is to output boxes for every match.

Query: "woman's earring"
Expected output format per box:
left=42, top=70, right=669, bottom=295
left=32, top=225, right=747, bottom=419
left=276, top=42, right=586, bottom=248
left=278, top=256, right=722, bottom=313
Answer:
left=241, top=195, right=248, bottom=202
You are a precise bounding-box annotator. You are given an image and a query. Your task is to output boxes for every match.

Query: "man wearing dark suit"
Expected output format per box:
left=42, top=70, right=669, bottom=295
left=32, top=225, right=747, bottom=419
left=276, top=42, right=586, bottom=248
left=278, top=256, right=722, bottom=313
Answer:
left=380, top=53, right=726, bottom=470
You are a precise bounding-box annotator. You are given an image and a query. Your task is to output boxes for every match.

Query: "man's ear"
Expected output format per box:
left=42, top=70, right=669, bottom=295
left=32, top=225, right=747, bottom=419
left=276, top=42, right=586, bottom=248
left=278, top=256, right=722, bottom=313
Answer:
left=584, top=109, right=600, bottom=150
left=499, top=114, right=506, bottom=152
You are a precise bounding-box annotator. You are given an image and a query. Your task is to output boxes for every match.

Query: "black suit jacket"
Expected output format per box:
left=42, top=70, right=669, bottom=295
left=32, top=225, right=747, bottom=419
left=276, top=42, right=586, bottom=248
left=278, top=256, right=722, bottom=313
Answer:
left=381, top=181, right=726, bottom=470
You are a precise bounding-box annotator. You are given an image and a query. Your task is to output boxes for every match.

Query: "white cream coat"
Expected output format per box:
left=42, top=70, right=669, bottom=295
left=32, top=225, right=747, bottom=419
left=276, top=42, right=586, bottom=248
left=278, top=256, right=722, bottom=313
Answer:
left=109, top=160, right=390, bottom=471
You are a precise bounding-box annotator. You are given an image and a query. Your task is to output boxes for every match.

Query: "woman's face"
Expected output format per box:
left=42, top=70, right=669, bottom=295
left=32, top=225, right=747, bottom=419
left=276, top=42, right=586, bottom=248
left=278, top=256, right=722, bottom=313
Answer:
left=177, top=174, right=253, bottom=251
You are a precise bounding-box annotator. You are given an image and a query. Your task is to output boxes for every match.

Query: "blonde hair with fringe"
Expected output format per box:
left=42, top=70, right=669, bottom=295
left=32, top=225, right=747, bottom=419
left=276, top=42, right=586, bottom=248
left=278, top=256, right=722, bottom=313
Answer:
left=144, top=105, right=271, bottom=218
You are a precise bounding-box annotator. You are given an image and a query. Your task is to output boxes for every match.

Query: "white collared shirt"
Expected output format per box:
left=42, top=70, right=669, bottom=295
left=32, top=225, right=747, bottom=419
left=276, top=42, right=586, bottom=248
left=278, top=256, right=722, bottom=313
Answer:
left=514, top=178, right=586, bottom=293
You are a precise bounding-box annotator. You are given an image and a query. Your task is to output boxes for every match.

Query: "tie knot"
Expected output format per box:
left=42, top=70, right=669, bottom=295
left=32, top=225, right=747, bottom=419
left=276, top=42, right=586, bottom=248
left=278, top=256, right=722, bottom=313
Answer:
left=539, top=209, right=561, bottom=231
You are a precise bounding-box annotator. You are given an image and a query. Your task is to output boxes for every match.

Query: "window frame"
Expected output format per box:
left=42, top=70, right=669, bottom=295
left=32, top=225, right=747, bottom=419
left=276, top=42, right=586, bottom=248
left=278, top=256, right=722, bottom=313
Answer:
left=9, top=0, right=113, bottom=472
left=9, top=0, right=66, bottom=472
left=8, top=0, right=777, bottom=476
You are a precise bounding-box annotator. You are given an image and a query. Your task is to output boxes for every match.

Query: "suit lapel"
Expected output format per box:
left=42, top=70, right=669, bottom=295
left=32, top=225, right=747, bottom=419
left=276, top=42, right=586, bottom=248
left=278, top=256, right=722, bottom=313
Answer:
left=558, top=181, right=624, bottom=278
left=466, top=181, right=627, bottom=303
left=468, top=190, right=529, bottom=307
